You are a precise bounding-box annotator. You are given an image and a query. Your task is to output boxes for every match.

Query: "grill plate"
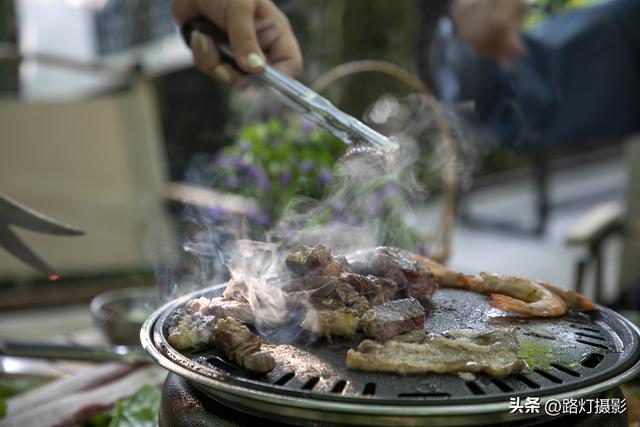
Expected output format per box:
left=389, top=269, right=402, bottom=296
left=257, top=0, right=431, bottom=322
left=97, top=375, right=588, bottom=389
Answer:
left=142, top=284, right=640, bottom=425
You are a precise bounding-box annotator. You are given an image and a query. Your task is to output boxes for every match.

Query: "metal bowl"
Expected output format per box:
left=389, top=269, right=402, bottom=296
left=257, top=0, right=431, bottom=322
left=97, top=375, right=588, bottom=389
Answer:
left=91, top=286, right=157, bottom=345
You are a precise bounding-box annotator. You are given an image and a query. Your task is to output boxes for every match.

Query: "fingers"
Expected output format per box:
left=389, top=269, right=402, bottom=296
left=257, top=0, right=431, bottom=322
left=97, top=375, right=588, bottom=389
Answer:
left=189, top=29, right=248, bottom=88
left=256, top=15, right=303, bottom=76
left=172, top=0, right=303, bottom=87
left=224, top=0, right=266, bottom=72
left=453, top=0, right=526, bottom=66
left=173, top=0, right=266, bottom=74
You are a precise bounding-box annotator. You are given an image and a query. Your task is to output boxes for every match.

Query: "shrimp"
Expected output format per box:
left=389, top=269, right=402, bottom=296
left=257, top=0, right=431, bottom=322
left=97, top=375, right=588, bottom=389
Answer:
left=474, top=273, right=567, bottom=318
left=411, top=253, right=594, bottom=318
left=538, top=282, right=596, bottom=312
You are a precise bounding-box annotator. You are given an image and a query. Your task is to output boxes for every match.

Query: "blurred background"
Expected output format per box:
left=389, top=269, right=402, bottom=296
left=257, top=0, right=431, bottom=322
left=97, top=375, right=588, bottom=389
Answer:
left=1, top=0, right=640, bottom=424
left=0, top=0, right=638, bottom=335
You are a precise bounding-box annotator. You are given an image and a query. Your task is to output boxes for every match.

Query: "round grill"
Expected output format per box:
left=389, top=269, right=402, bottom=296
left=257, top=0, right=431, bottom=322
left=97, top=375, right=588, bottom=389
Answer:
left=142, top=284, right=640, bottom=426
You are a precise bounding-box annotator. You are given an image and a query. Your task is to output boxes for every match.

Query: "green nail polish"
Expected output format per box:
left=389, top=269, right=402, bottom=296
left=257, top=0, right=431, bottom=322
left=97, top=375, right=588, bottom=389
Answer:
left=190, top=30, right=208, bottom=53
left=214, top=66, right=231, bottom=82
left=246, top=53, right=265, bottom=69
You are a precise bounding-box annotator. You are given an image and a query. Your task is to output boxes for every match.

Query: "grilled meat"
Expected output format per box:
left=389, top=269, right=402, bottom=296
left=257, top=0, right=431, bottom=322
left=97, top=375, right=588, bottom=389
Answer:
left=221, top=275, right=249, bottom=302
left=167, top=296, right=256, bottom=350
left=285, top=245, right=348, bottom=276
left=212, top=317, right=275, bottom=373
left=346, top=327, right=525, bottom=377
left=300, top=308, right=360, bottom=340
left=282, top=275, right=342, bottom=292
left=351, top=247, right=438, bottom=305
left=341, top=273, right=396, bottom=306
left=360, top=298, right=426, bottom=341
left=186, top=296, right=255, bottom=324
left=167, top=309, right=217, bottom=350
left=167, top=303, right=274, bottom=373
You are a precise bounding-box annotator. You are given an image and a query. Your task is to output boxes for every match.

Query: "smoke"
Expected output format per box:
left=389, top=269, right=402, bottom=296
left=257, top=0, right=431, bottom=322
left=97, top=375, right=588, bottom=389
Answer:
left=155, top=86, right=481, bottom=343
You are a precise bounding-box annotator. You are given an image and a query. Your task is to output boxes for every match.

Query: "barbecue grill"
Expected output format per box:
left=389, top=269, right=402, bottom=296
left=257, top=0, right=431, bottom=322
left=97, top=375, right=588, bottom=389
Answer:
left=141, top=284, right=640, bottom=426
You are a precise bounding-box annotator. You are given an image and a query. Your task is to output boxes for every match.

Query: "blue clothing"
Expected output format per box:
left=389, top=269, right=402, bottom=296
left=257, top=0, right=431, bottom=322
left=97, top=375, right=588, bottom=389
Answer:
left=447, top=0, right=640, bottom=148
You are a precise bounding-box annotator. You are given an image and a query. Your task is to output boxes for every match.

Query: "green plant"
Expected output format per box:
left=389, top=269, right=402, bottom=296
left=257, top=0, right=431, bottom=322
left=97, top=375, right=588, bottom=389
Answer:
left=211, top=116, right=426, bottom=252
left=214, top=116, right=346, bottom=224
left=85, top=385, right=160, bottom=427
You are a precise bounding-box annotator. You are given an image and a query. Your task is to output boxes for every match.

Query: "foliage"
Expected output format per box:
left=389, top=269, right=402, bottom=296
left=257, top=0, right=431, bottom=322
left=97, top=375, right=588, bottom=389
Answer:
left=212, top=117, right=426, bottom=251
left=214, top=116, right=345, bottom=225
left=84, top=385, right=160, bottom=427
left=0, top=376, right=45, bottom=418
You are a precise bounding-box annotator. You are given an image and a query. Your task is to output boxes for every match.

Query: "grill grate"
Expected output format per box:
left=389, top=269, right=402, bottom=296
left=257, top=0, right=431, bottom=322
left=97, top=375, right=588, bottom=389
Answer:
left=143, top=285, right=640, bottom=426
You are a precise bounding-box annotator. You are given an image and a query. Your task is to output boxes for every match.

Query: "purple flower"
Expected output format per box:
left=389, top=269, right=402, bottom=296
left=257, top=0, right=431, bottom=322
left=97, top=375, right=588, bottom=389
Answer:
left=418, top=243, right=430, bottom=256
left=331, top=200, right=346, bottom=215
left=300, top=160, right=315, bottom=173
left=247, top=207, right=271, bottom=226
left=209, top=206, right=226, bottom=220
left=383, top=184, right=399, bottom=200
left=246, top=164, right=269, bottom=190
left=215, top=155, right=232, bottom=168
left=279, top=170, right=292, bottom=187
left=317, top=168, right=332, bottom=186
left=232, top=157, right=245, bottom=170
left=345, top=215, right=360, bottom=226
left=298, top=116, right=317, bottom=134
left=224, top=175, right=240, bottom=189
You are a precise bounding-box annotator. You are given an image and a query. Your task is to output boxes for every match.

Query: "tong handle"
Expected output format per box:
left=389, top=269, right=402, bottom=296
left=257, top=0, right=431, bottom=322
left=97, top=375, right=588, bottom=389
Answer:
left=180, top=18, right=397, bottom=154
left=182, top=18, right=247, bottom=76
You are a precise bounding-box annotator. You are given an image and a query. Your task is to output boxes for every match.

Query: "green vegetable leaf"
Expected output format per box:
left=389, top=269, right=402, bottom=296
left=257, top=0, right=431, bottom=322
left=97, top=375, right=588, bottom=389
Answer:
left=107, top=385, right=160, bottom=427
left=0, top=377, right=45, bottom=399
left=84, top=385, right=160, bottom=427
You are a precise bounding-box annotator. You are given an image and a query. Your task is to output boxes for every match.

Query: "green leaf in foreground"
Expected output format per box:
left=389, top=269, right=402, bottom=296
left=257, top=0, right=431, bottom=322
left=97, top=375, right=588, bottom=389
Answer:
left=0, top=376, right=46, bottom=419
left=85, top=385, right=160, bottom=427
left=0, top=377, right=45, bottom=399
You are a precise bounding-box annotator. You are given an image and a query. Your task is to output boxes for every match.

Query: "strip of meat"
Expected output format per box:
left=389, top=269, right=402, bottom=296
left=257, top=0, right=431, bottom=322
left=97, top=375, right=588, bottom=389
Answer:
left=352, top=247, right=438, bottom=305
left=346, top=328, right=525, bottom=377
left=211, top=317, right=275, bottom=373
left=360, top=298, right=425, bottom=341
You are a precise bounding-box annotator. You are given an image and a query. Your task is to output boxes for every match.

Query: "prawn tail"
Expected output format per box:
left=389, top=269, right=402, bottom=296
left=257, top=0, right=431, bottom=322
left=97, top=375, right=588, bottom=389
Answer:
left=489, top=293, right=567, bottom=318
left=539, top=283, right=596, bottom=312
left=489, top=294, right=529, bottom=315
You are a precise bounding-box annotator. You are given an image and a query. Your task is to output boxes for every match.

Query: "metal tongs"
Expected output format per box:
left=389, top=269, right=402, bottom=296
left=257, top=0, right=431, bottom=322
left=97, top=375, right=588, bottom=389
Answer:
left=0, top=194, right=84, bottom=276
left=182, top=18, right=399, bottom=155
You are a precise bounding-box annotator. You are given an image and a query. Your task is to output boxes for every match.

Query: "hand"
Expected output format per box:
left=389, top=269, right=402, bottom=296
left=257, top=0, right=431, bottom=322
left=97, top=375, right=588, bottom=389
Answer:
left=452, top=0, right=526, bottom=66
left=171, top=0, right=303, bottom=88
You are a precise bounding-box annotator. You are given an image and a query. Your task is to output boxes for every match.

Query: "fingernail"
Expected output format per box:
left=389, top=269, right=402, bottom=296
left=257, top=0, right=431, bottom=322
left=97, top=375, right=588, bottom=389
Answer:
left=190, top=30, right=208, bottom=53
left=214, top=65, right=231, bottom=82
left=246, top=52, right=265, bottom=69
